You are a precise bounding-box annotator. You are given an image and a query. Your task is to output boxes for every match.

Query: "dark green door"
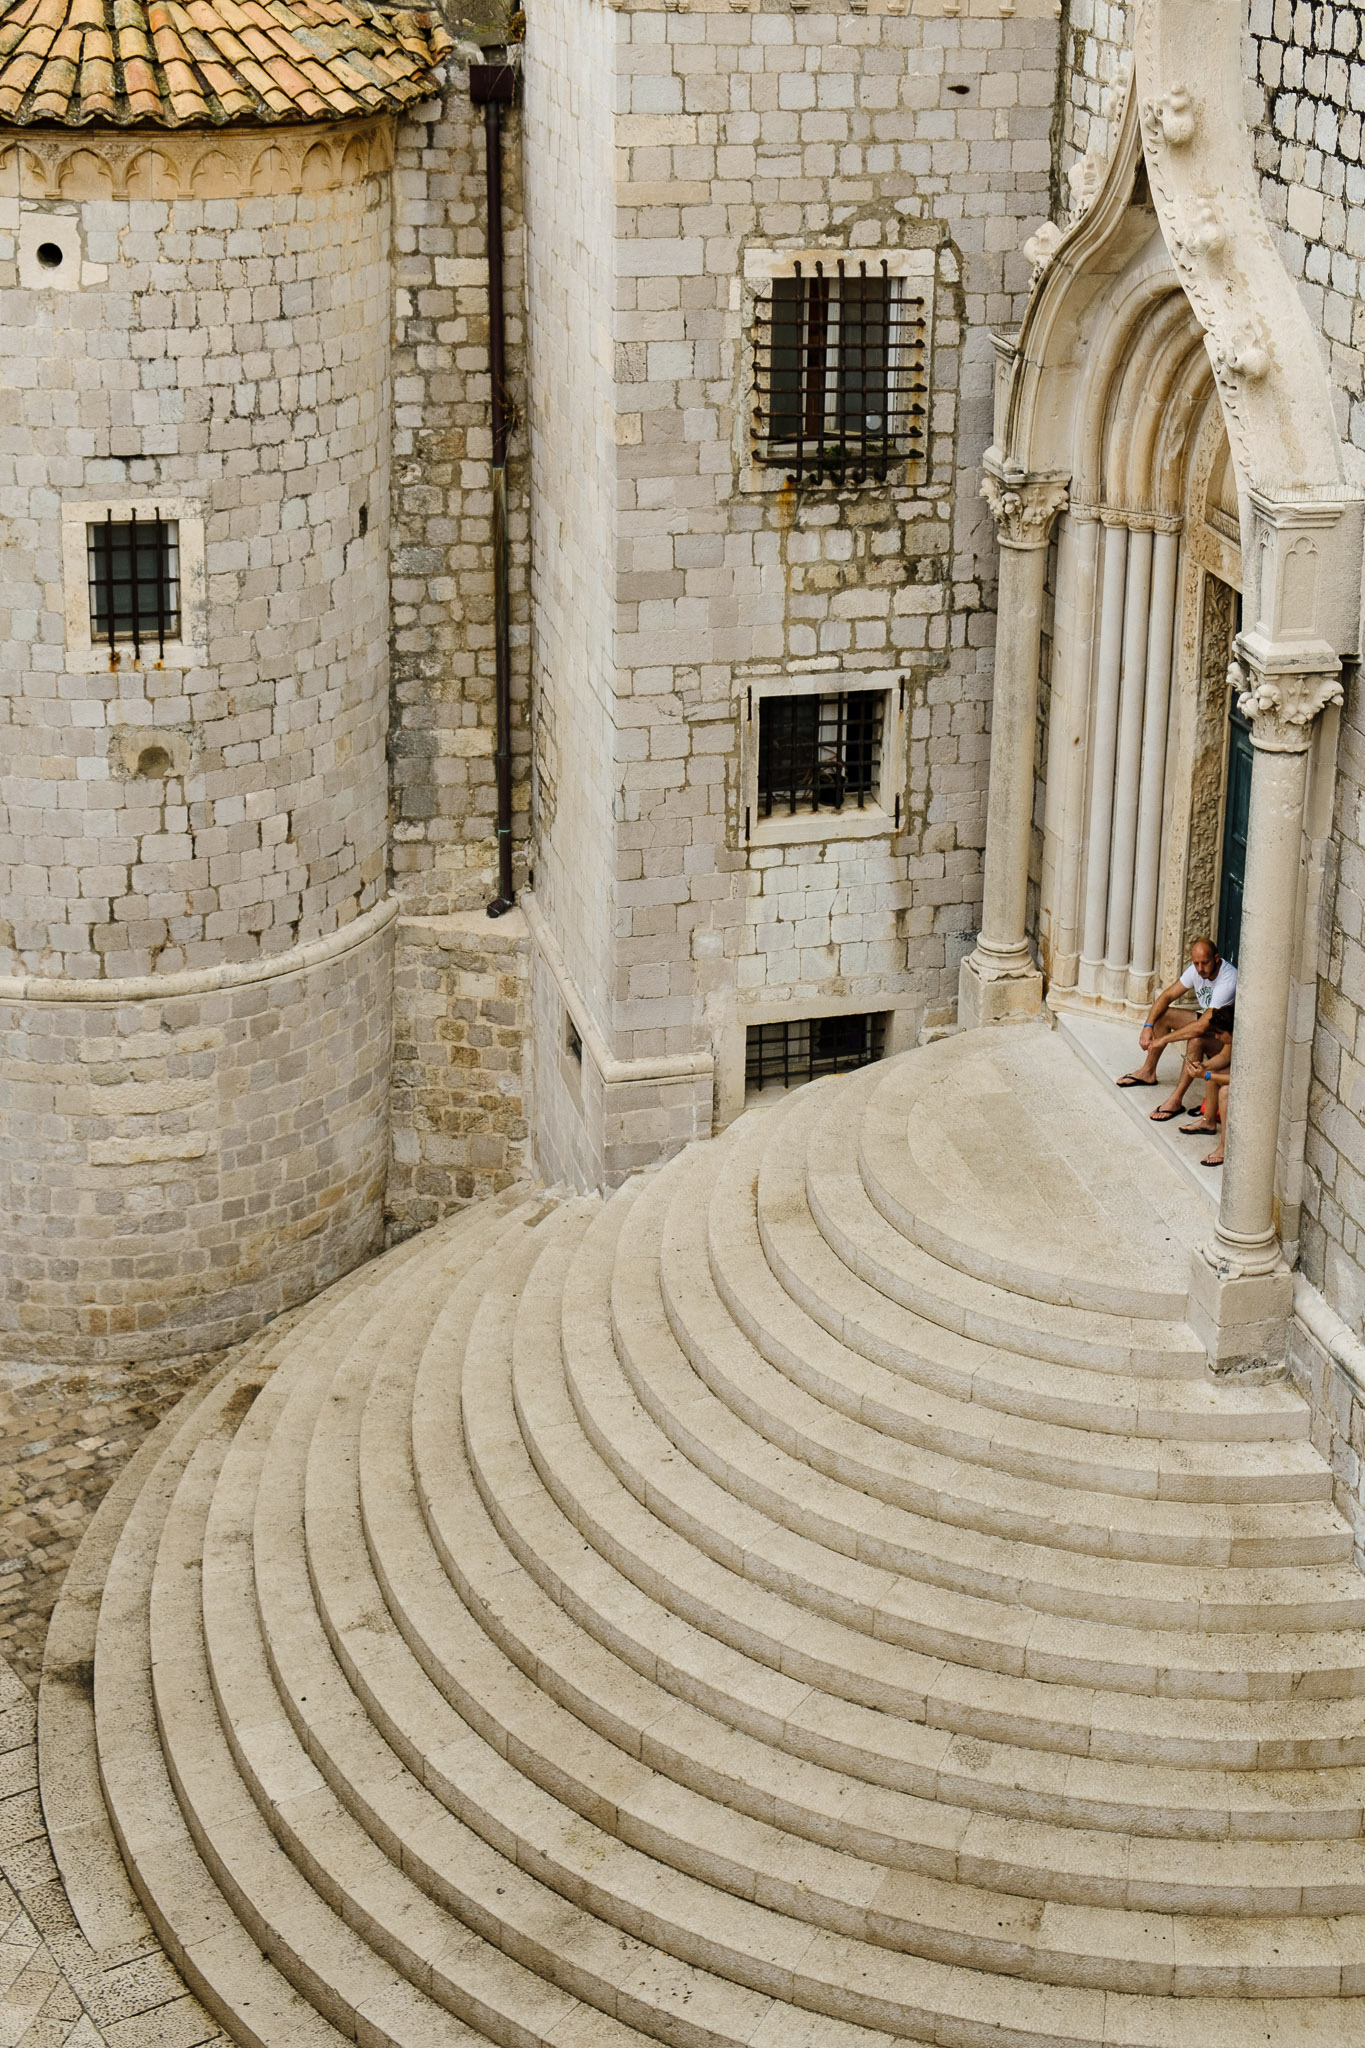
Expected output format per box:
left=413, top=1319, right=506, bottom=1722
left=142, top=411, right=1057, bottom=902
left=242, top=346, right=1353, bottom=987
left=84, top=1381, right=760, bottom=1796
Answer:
left=1217, top=699, right=1252, bottom=964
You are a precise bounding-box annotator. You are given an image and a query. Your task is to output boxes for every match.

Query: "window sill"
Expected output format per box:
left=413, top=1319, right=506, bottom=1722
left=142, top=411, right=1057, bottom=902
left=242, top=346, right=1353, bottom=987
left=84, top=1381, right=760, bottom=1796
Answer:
left=64, top=643, right=207, bottom=675
left=738, top=461, right=914, bottom=496
left=748, top=805, right=895, bottom=849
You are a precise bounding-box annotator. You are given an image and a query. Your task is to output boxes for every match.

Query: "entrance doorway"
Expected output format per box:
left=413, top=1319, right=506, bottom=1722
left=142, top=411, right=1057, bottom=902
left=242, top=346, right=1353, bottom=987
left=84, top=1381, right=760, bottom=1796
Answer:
left=1217, top=698, right=1251, bottom=965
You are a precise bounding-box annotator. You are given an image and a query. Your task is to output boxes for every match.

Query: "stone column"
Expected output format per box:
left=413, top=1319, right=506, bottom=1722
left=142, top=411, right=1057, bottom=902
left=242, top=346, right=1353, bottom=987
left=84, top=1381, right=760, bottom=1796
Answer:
left=1188, top=640, right=1344, bottom=1373
left=959, top=457, right=1069, bottom=1029
left=1103, top=524, right=1154, bottom=997
left=1077, top=517, right=1129, bottom=992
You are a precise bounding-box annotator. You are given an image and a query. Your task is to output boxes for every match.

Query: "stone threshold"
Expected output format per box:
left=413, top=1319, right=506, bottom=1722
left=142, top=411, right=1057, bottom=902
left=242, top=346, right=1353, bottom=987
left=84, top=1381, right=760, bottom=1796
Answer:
left=1053, top=1008, right=1221, bottom=1214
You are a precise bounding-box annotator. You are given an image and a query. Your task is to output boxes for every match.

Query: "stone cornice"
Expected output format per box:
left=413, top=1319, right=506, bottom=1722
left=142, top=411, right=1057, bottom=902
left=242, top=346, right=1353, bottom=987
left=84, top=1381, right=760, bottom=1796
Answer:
left=0, top=111, right=393, bottom=199
left=0, top=894, right=397, bottom=1005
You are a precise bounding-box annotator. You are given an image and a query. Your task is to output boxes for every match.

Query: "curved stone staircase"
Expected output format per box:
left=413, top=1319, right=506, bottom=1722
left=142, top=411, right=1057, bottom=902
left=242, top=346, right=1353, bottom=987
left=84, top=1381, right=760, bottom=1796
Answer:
left=42, top=1028, right=1365, bottom=2045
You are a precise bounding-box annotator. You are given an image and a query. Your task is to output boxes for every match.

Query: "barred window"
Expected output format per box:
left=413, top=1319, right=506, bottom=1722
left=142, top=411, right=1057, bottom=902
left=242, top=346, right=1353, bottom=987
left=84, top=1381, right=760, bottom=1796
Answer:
left=758, top=690, right=883, bottom=817
left=752, top=261, right=929, bottom=483
left=746, top=1013, right=888, bottom=1093
left=88, top=511, right=180, bottom=656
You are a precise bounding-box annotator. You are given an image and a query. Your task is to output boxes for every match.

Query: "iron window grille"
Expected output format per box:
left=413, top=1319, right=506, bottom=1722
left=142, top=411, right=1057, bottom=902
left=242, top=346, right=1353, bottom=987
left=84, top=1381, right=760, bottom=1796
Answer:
left=752, top=260, right=929, bottom=484
left=746, top=1012, right=888, bottom=1092
left=88, top=510, right=179, bottom=658
left=758, top=689, right=883, bottom=817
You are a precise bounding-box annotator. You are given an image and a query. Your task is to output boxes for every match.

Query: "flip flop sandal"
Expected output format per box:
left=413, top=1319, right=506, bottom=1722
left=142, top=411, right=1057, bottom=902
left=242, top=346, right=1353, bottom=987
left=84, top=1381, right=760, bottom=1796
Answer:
left=1116, top=1076, right=1160, bottom=1087
left=1149, top=1107, right=1185, bottom=1122
left=1201, top=1155, right=1224, bottom=1167
left=1179, top=1122, right=1217, bottom=1134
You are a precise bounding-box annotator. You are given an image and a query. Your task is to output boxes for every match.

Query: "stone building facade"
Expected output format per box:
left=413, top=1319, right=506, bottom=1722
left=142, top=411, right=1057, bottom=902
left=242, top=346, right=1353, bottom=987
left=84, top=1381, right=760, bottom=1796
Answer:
left=5, top=0, right=1365, bottom=1443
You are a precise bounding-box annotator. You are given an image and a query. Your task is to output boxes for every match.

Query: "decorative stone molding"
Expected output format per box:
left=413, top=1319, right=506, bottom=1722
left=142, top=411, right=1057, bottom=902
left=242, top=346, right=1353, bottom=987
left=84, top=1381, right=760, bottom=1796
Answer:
left=0, top=895, right=398, bottom=1006
left=980, top=457, right=1069, bottom=548
left=1134, top=0, right=1346, bottom=500
left=0, top=115, right=393, bottom=203
left=1141, top=85, right=1196, bottom=151
left=1207, top=318, right=1271, bottom=384
left=1230, top=645, right=1344, bottom=752
left=1065, top=148, right=1107, bottom=221
left=1022, top=219, right=1063, bottom=280
left=1169, top=196, right=1225, bottom=264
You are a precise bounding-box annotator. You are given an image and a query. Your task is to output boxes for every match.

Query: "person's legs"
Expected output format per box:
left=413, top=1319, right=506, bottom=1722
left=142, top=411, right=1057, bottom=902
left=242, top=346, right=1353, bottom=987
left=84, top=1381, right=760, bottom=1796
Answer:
left=1179, top=1037, right=1231, bottom=1133
left=1151, top=1033, right=1210, bottom=1121
left=1120, top=1019, right=1192, bottom=1086
left=1202, top=1079, right=1229, bottom=1166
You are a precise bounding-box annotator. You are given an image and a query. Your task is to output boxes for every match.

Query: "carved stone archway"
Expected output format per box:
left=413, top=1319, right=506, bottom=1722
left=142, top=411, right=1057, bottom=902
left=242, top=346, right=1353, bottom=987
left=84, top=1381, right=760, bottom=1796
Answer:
left=961, top=0, right=1364, bottom=1371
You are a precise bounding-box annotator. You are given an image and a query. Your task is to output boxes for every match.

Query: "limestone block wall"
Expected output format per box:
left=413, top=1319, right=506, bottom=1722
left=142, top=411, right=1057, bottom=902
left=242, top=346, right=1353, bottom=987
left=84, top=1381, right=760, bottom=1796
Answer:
left=389, top=87, right=532, bottom=917
left=522, top=0, right=622, bottom=1182
left=1243, top=0, right=1365, bottom=1328
left=1290, top=1281, right=1365, bottom=1565
left=0, top=911, right=393, bottom=1364
left=387, top=908, right=530, bottom=1231
left=382, top=81, right=537, bottom=1228
left=522, top=0, right=1061, bottom=1186
left=1058, top=0, right=1131, bottom=172
left=0, top=123, right=395, bottom=1362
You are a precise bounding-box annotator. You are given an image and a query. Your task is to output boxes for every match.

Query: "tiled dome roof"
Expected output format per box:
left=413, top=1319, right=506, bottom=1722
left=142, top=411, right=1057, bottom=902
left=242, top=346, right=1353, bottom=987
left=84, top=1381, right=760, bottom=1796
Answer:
left=0, top=0, right=451, bottom=127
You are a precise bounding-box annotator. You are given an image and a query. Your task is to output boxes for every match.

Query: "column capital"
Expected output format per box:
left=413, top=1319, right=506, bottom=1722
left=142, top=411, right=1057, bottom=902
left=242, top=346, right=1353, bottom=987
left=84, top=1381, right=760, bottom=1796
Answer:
left=980, top=452, right=1070, bottom=549
left=1230, top=630, right=1343, bottom=752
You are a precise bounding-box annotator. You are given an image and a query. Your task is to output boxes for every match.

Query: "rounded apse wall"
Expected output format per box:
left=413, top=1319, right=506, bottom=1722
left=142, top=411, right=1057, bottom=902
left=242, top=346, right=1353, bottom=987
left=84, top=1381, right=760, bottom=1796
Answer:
left=0, top=120, right=395, bottom=1363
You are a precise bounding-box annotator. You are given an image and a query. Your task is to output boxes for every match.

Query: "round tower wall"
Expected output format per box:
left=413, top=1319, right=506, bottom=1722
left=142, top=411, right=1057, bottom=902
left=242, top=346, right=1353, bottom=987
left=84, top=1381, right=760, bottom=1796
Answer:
left=0, top=122, right=396, bottom=1364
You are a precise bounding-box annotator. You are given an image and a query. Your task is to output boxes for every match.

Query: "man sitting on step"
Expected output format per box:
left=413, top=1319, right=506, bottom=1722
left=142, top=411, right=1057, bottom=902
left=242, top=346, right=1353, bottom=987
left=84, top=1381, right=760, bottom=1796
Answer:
left=1115, top=936, right=1237, bottom=1122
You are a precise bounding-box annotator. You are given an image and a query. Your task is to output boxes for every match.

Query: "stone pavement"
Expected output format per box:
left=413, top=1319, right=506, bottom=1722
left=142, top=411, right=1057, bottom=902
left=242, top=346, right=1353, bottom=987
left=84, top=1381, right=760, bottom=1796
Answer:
left=0, top=1356, right=220, bottom=1695
left=0, top=1344, right=302, bottom=2045
left=0, top=1650, right=225, bottom=2048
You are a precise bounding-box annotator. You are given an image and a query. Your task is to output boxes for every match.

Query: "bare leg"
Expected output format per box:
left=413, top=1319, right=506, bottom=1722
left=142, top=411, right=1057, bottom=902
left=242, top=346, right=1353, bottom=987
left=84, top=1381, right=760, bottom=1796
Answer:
left=1151, top=1034, right=1210, bottom=1120
left=1202, top=1080, right=1229, bottom=1166
left=1120, top=1022, right=1192, bottom=1086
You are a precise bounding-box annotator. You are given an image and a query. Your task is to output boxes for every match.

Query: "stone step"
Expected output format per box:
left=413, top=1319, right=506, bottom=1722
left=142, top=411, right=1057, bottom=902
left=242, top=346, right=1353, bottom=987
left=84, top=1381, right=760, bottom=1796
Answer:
left=669, top=1130, right=1346, bottom=1566
left=524, top=1205, right=1365, bottom=1703
left=202, top=1201, right=790, bottom=2048
left=852, top=1037, right=1212, bottom=1320
left=385, top=1216, right=1365, bottom=1863
left=485, top=1196, right=1365, bottom=1761
left=181, top=1203, right=707, bottom=2048
left=615, top=1154, right=1365, bottom=1634
left=744, top=1103, right=1313, bottom=1470
left=60, top=1032, right=1365, bottom=2047
left=791, top=1073, right=1214, bottom=1378
left=467, top=1189, right=1365, bottom=1772
left=269, top=1215, right=1365, bottom=2001
left=258, top=1202, right=1365, bottom=2020
left=93, top=1204, right=530, bottom=2048
left=563, top=1194, right=1365, bottom=1737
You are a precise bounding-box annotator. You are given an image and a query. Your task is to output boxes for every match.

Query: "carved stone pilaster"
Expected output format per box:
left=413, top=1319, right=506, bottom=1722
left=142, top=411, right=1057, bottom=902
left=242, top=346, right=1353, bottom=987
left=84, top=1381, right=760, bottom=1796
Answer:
left=980, top=456, right=1070, bottom=549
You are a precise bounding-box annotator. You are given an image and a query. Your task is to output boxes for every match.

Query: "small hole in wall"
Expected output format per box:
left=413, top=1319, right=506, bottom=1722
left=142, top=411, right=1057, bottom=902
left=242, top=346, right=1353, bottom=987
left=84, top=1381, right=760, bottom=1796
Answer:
left=566, top=1017, right=582, bottom=1064
left=135, top=745, right=174, bottom=778
left=36, top=241, right=64, bottom=268
left=947, top=82, right=970, bottom=96
left=358, top=503, right=368, bottom=538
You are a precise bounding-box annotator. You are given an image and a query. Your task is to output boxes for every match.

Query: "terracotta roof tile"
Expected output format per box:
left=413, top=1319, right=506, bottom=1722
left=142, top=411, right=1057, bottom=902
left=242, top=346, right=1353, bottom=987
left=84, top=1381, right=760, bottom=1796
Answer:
left=0, top=0, right=447, bottom=124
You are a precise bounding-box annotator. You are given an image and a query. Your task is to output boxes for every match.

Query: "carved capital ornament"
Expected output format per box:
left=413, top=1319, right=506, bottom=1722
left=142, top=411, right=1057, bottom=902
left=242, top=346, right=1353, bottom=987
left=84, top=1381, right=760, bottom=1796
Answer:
left=980, top=459, right=1069, bottom=547
left=1230, top=645, right=1344, bottom=752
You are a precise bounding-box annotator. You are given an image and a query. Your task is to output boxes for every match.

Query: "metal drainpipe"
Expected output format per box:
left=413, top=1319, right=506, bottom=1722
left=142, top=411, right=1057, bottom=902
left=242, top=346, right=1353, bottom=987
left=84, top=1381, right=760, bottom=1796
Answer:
left=471, top=60, right=519, bottom=917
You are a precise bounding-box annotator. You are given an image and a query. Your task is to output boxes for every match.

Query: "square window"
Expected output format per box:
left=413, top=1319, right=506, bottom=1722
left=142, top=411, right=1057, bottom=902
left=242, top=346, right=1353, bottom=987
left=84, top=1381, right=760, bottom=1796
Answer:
left=757, top=689, right=884, bottom=818
left=752, top=260, right=929, bottom=484
left=87, top=513, right=180, bottom=654
left=745, top=1012, right=888, bottom=1092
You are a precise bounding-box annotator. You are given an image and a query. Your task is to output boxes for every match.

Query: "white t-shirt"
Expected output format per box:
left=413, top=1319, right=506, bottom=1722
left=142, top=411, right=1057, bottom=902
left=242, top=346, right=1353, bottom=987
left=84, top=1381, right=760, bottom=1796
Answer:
left=1180, top=958, right=1237, bottom=1012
